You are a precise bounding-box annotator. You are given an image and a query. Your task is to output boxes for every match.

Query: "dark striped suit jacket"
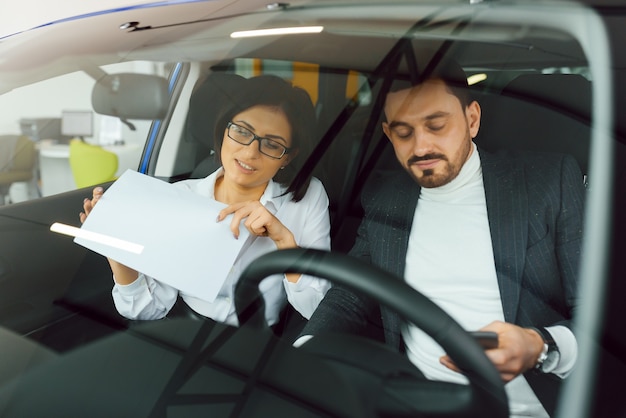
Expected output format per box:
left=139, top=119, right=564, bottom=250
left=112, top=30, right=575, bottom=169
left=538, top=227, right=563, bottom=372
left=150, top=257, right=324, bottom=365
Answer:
left=302, top=148, right=585, bottom=415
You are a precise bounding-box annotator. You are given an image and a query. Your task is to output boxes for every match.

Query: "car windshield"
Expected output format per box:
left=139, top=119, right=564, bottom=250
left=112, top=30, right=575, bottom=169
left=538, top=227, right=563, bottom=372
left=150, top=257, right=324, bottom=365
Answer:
left=0, top=1, right=622, bottom=417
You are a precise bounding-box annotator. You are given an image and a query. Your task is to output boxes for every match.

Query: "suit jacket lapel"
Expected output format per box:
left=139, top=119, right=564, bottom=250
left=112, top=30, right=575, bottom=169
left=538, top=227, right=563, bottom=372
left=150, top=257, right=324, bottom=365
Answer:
left=387, top=171, right=420, bottom=279
left=480, top=150, right=528, bottom=323
left=376, top=170, right=420, bottom=349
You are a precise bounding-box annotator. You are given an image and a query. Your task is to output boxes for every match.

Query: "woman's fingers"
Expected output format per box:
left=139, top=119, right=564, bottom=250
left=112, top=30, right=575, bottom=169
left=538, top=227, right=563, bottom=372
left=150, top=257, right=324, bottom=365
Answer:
left=216, top=201, right=253, bottom=238
left=244, top=209, right=271, bottom=236
left=79, top=187, right=105, bottom=224
left=232, top=205, right=271, bottom=239
left=229, top=207, right=252, bottom=239
left=93, top=186, right=104, bottom=200
left=217, top=201, right=247, bottom=222
left=218, top=201, right=282, bottom=240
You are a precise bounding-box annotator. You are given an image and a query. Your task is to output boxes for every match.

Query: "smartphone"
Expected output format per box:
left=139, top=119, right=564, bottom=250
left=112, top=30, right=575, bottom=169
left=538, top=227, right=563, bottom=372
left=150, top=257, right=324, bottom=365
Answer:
left=470, top=331, right=499, bottom=349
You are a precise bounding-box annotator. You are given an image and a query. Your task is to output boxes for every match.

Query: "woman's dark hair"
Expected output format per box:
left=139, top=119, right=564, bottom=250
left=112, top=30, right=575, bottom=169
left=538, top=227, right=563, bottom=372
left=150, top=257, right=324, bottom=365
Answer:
left=214, top=74, right=318, bottom=202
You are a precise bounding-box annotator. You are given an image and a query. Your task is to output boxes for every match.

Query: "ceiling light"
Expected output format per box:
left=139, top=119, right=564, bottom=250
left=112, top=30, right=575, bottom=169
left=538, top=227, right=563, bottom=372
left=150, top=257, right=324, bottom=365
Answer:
left=230, top=26, right=323, bottom=38
left=266, top=2, right=289, bottom=10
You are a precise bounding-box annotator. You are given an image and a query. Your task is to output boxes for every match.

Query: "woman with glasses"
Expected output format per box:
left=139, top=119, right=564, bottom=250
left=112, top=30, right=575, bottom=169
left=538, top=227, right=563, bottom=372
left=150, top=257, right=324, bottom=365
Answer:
left=80, top=75, right=331, bottom=329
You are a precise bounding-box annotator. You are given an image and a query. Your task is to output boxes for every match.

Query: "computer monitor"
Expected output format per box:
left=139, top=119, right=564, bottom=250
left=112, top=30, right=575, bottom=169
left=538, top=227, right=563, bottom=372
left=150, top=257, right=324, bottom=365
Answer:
left=19, top=118, right=61, bottom=141
left=61, top=110, right=93, bottom=140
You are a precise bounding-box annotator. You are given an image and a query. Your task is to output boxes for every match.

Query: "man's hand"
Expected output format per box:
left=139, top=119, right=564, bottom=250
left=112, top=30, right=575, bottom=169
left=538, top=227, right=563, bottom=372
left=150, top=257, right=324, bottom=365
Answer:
left=439, top=320, right=544, bottom=382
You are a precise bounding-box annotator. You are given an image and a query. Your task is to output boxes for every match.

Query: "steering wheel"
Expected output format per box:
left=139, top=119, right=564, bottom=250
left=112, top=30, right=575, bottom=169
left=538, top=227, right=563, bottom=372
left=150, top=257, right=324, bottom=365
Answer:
left=235, top=248, right=508, bottom=418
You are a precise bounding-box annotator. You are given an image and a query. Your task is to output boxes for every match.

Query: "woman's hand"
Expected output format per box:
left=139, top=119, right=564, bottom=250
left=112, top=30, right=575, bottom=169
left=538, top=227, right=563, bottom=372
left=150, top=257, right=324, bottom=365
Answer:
left=78, top=186, right=139, bottom=284
left=79, top=186, right=104, bottom=224
left=439, top=320, right=544, bottom=382
left=218, top=201, right=301, bottom=283
left=217, top=200, right=297, bottom=249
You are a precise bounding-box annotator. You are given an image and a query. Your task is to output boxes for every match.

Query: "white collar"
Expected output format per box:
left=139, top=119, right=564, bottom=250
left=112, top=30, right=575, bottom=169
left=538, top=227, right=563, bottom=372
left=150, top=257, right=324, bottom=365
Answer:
left=202, top=167, right=287, bottom=211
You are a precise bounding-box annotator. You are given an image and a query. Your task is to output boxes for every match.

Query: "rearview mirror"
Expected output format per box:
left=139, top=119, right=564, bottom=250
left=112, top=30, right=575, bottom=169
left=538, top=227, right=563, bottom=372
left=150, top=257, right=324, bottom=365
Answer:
left=91, top=73, right=169, bottom=120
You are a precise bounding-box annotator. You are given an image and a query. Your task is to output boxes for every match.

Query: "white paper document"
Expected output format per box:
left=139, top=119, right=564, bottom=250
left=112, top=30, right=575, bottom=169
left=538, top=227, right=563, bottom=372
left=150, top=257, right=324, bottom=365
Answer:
left=73, top=170, right=249, bottom=302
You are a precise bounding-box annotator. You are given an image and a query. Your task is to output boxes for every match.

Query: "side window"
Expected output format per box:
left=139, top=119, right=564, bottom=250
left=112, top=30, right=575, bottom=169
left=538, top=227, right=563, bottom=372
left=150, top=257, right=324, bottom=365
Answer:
left=0, top=61, right=170, bottom=203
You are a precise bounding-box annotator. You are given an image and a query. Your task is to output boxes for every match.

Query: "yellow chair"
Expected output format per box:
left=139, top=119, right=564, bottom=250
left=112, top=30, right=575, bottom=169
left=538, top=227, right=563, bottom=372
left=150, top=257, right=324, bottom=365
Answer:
left=69, top=139, right=118, bottom=189
left=0, top=135, right=36, bottom=205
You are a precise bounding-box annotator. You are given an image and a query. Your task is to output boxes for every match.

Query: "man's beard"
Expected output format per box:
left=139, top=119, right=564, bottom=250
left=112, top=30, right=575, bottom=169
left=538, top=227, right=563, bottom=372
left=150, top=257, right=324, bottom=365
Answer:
left=406, top=153, right=459, bottom=188
left=405, top=132, right=473, bottom=188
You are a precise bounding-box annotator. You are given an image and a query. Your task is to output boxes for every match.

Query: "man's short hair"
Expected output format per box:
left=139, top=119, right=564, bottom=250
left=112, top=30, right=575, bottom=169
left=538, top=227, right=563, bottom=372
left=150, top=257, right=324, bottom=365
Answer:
left=388, top=57, right=471, bottom=108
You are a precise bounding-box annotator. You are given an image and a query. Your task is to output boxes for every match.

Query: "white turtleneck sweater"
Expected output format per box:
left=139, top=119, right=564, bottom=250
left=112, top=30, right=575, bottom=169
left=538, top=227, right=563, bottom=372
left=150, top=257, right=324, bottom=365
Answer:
left=402, top=143, right=573, bottom=418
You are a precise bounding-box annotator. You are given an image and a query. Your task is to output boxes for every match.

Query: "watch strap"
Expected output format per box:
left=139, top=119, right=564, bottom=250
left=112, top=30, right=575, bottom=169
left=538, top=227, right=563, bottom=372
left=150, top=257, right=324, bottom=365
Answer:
left=529, top=326, right=560, bottom=373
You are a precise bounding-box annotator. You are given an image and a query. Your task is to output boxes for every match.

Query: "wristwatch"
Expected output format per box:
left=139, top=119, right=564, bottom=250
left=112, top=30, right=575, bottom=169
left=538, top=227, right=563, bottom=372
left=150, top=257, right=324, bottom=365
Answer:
left=530, top=327, right=560, bottom=374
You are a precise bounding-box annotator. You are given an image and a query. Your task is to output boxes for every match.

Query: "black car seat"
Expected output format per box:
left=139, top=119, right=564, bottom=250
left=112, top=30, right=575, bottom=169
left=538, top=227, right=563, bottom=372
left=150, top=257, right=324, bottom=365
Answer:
left=476, top=73, right=591, bottom=176
left=183, top=71, right=246, bottom=178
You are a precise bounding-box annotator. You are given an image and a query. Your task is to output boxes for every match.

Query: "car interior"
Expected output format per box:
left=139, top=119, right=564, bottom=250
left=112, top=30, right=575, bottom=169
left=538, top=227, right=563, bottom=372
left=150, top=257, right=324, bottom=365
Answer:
left=4, top=65, right=594, bottom=416
left=0, top=1, right=624, bottom=416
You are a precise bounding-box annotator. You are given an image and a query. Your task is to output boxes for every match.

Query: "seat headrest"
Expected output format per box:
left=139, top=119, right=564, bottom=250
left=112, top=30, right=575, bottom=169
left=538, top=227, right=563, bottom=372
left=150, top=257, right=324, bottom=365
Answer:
left=476, top=73, right=592, bottom=174
left=185, top=72, right=246, bottom=149
left=501, top=73, right=591, bottom=123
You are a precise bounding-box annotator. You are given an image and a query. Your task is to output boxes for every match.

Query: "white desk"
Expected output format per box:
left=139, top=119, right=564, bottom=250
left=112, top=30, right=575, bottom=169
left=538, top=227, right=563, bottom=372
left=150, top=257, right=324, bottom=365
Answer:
left=38, top=141, right=143, bottom=196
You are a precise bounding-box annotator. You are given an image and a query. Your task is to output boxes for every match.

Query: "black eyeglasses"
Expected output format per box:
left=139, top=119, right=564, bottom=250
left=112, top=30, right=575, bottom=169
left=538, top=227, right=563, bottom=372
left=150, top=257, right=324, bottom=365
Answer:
left=226, top=122, right=291, bottom=159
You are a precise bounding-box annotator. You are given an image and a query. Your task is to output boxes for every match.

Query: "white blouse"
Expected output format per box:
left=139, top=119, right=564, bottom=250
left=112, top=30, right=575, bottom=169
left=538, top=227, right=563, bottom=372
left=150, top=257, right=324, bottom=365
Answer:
left=112, top=168, right=331, bottom=326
